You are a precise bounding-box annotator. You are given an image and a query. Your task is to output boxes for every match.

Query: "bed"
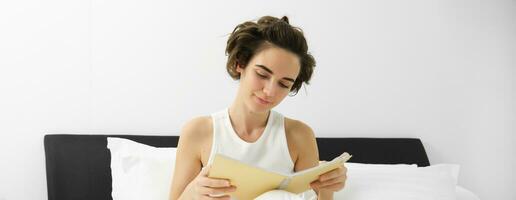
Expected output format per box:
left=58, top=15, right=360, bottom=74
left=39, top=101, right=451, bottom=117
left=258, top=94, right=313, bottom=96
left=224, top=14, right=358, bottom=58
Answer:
left=43, top=134, right=479, bottom=200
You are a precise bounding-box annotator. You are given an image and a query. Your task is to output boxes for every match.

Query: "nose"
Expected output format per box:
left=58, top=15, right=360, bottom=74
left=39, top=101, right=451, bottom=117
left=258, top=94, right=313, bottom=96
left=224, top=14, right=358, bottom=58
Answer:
left=263, top=80, right=277, bottom=98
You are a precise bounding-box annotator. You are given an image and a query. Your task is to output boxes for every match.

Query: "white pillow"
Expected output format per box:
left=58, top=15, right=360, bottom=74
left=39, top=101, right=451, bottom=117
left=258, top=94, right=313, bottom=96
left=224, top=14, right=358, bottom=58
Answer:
left=346, top=162, right=418, bottom=169
left=424, top=164, right=460, bottom=185
left=456, top=186, right=480, bottom=200
left=335, top=164, right=459, bottom=200
left=107, top=137, right=177, bottom=200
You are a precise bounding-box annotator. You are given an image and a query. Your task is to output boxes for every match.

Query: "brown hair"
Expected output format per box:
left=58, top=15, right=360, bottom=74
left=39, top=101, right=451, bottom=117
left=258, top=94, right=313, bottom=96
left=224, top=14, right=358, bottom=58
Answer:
left=225, top=16, right=316, bottom=96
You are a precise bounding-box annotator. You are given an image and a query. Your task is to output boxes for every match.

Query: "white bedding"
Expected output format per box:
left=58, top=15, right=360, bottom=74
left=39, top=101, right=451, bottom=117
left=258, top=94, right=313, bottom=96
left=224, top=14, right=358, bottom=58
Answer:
left=255, top=186, right=480, bottom=200
left=256, top=162, right=481, bottom=200
left=107, top=138, right=481, bottom=200
left=456, top=186, right=481, bottom=200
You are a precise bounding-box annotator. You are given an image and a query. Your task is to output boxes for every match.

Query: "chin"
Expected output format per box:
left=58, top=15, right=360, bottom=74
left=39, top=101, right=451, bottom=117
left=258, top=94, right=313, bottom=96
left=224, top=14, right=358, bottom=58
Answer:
left=247, top=103, right=268, bottom=113
left=246, top=97, right=271, bottom=113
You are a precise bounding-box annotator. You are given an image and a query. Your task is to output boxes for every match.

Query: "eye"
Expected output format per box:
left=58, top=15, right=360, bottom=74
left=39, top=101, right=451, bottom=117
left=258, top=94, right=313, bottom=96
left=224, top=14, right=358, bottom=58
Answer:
left=279, top=83, right=290, bottom=89
left=255, top=71, right=268, bottom=79
left=256, top=71, right=291, bottom=89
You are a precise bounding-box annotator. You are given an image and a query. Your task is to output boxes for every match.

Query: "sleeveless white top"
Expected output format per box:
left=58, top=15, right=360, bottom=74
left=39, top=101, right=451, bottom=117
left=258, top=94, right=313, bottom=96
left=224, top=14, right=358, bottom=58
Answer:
left=207, top=107, right=295, bottom=175
left=206, top=108, right=317, bottom=200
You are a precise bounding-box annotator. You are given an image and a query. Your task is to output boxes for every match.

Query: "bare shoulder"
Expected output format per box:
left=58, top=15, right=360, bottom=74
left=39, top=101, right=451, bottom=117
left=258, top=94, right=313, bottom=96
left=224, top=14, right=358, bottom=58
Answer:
left=284, top=117, right=316, bottom=143
left=177, top=115, right=213, bottom=159
left=284, top=117, right=319, bottom=168
left=180, top=115, right=212, bottom=140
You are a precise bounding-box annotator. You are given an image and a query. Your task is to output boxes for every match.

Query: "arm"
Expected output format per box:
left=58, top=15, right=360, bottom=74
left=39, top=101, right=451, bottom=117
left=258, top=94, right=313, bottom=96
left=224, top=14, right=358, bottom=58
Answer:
left=169, top=117, right=204, bottom=200
left=168, top=117, right=236, bottom=200
left=287, top=120, right=346, bottom=200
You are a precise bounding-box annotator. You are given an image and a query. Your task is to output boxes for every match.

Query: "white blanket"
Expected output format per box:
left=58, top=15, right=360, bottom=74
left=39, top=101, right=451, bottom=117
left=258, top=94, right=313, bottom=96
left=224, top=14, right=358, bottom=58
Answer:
left=255, top=186, right=480, bottom=200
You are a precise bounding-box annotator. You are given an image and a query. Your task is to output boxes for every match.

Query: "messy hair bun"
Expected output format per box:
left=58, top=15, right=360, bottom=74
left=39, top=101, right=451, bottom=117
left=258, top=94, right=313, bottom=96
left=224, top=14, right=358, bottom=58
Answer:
left=225, top=15, right=316, bottom=96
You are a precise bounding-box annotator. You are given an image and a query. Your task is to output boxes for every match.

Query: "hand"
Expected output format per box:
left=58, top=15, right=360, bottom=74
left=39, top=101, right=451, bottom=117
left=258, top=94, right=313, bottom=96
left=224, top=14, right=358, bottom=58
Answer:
left=310, top=163, right=347, bottom=194
left=183, top=165, right=237, bottom=200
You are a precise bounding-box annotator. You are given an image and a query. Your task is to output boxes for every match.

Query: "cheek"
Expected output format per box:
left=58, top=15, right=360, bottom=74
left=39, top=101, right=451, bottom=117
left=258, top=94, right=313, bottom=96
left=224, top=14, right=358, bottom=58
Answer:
left=247, top=75, right=265, bottom=89
left=278, top=92, right=289, bottom=100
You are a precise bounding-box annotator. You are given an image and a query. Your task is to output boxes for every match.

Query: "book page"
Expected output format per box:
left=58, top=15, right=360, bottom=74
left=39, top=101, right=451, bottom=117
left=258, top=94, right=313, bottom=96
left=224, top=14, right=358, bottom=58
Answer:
left=284, top=152, right=352, bottom=194
left=208, top=154, right=287, bottom=200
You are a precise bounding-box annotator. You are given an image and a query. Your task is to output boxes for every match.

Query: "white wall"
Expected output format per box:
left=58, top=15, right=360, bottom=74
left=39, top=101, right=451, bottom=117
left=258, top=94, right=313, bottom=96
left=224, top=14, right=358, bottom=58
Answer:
left=0, top=0, right=514, bottom=199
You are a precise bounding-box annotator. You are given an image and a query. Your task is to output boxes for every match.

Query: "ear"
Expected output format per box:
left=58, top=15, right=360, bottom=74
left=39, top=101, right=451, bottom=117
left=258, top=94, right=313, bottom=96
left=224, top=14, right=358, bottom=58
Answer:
left=235, top=63, right=243, bottom=73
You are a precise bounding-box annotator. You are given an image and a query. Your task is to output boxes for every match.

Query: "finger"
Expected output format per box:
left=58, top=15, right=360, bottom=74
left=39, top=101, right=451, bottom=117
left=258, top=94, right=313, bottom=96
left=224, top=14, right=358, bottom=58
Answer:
left=317, top=175, right=346, bottom=188
left=198, top=176, right=232, bottom=188
left=319, top=166, right=345, bottom=182
left=201, top=194, right=231, bottom=200
left=310, top=180, right=320, bottom=190
left=198, top=186, right=237, bottom=196
left=319, top=182, right=345, bottom=191
left=200, top=185, right=237, bottom=194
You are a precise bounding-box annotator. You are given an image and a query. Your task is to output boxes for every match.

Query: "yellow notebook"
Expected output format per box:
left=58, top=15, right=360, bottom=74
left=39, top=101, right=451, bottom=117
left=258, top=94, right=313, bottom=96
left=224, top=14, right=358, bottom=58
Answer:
left=207, top=152, right=352, bottom=200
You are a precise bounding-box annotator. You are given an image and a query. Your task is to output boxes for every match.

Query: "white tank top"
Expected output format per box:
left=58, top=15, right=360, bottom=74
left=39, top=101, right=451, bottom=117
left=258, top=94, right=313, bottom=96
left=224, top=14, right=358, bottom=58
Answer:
left=207, top=107, right=295, bottom=175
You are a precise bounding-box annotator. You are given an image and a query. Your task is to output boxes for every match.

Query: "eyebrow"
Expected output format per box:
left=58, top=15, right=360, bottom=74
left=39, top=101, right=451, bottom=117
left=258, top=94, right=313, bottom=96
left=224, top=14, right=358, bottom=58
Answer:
left=255, top=64, right=296, bottom=82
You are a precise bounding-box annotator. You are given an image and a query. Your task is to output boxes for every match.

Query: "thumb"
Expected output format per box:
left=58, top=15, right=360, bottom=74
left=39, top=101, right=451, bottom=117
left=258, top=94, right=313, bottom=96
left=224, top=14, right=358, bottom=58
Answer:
left=199, top=165, right=211, bottom=177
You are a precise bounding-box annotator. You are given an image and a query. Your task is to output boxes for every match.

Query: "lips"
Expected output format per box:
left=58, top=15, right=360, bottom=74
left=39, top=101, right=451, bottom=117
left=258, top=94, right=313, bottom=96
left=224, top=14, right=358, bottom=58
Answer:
left=256, top=96, right=271, bottom=105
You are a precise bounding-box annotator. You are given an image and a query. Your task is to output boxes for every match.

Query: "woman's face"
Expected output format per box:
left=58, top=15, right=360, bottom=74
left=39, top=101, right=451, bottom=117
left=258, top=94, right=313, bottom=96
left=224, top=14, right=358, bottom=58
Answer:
left=236, top=46, right=301, bottom=113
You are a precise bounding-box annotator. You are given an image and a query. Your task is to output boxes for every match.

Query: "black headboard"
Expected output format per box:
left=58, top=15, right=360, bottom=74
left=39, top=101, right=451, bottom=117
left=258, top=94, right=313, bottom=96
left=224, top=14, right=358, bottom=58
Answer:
left=44, top=134, right=430, bottom=200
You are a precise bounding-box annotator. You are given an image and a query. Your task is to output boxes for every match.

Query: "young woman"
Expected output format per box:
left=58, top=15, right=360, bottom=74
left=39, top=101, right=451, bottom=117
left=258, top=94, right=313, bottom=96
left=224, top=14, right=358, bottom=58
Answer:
left=169, top=16, right=347, bottom=200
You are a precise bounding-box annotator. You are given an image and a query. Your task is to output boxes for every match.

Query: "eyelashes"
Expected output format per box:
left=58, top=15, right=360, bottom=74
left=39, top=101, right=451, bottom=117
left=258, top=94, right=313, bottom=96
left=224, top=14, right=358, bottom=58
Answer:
left=255, top=72, right=290, bottom=89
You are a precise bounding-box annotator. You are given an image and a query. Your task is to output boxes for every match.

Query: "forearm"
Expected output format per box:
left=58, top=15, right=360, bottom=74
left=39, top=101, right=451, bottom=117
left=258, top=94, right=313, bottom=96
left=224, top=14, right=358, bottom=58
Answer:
left=316, top=190, right=333, bottom=200
left=176, top=191, right=191, bottom=200
left=176, top=185, right=192, bottom=200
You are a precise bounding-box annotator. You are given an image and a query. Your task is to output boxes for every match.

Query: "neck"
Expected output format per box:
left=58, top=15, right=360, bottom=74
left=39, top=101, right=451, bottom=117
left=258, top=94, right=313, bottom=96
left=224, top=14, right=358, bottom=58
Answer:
left=228, top=96, right=270, bottom=137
